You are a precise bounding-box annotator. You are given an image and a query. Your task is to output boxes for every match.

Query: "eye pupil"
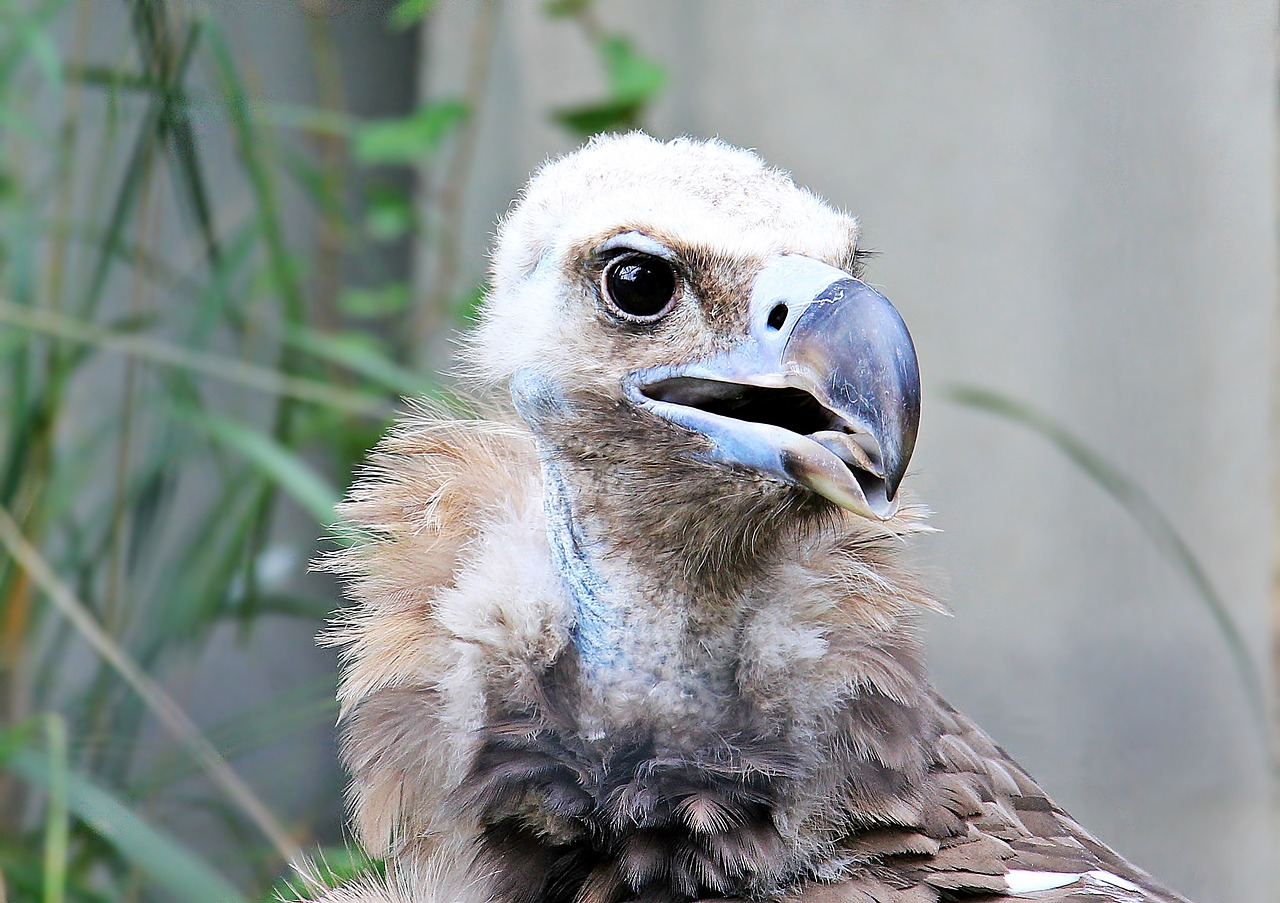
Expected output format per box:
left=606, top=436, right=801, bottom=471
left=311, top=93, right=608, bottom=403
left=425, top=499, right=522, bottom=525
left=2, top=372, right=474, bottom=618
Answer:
left=604, top=254, right=677, bottom=319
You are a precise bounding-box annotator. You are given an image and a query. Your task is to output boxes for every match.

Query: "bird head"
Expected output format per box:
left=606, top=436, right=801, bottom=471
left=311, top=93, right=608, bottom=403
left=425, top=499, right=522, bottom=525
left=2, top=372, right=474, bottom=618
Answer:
left=469, top=135, right=920, bottom=571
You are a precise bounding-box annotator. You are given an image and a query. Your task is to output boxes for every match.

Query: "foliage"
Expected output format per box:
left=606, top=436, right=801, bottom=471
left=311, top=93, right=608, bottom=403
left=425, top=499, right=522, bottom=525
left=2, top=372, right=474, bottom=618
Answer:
left=0, top=0, right=665, bottom=900
left=3, top=2, right=1259, bottom=901
left=553, top=36, right=666, bottom=137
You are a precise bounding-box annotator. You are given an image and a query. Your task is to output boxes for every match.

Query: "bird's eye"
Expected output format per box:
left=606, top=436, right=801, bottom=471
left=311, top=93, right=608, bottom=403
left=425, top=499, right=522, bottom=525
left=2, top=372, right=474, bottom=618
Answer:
left=602, top=253, right=677, bottom=320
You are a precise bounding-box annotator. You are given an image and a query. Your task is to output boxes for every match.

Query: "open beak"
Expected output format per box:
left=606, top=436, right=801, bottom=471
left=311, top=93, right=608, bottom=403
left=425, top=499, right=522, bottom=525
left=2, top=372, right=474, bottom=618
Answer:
left=623, top=255, right=921, bottom=520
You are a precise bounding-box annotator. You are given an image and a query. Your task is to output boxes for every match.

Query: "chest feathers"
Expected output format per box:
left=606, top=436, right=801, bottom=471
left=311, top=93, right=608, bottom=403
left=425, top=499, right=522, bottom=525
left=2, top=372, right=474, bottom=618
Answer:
left=324, top=415, right=959, bottom=903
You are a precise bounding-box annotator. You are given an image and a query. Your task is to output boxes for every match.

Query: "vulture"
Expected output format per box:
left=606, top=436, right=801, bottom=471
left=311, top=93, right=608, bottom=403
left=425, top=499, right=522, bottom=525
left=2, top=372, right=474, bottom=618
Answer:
left=314, top=134, right=1193, bottom=903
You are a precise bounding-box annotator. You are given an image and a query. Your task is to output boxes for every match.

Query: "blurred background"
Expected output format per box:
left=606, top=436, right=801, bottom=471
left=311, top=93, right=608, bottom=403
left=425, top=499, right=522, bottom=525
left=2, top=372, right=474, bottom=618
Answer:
left=0, top=2, right=1273, bottom=901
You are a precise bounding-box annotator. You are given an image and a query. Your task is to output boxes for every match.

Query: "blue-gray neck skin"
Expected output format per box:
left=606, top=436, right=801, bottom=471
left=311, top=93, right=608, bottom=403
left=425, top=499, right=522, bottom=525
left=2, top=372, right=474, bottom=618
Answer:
left=509, top=368, right=630, bottom=682
left=510, top=368, right=743, bottom=711
left=539, top=454, right=627, bottom=676
left=538, top=452, right=743, bottom=720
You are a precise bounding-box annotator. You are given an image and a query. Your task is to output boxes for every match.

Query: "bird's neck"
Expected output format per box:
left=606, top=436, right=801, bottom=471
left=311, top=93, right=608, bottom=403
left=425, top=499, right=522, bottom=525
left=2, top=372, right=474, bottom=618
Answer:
left=539, top=455, right=747, bottom=723
left=541, top=458, right=627, bottom=673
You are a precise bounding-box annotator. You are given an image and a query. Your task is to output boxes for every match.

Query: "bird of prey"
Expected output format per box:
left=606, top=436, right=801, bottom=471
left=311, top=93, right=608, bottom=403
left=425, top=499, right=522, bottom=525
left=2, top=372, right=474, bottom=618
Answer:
left=315, top=134, right=1193, bottom=903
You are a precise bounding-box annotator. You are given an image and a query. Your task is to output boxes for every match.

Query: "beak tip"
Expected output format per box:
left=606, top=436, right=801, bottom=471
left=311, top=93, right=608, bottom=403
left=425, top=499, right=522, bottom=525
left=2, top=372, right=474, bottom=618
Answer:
left=785, top=276, right=921, bottom=511
left=883, top=452, right=912, bottom=503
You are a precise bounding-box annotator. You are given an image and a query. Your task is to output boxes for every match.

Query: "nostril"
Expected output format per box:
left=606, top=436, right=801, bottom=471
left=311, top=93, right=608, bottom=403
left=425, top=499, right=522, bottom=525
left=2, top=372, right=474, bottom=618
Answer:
left=766, top=303, right=788, bottom=331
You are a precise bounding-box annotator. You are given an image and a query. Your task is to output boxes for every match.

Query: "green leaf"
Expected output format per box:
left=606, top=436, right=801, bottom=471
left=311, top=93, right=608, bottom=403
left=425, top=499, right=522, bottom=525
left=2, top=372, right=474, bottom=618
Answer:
left=5, top=1, right=68, bottom=99
left=387, top=0, right=436, bottom=31
left=553, top=37, right=664, bottom=138
left=285, top=326, right=436, bottom=399
left=180, top=409, right=341, bottom=527
left=542, top=0, right=593, bottom=17
left=452, top=282, right=487, bottom=324
left=222, top=592, right=333, bottom=623
left=262, top=847, right=384, bottom=902
left=363, top=187, right=416, bottom=241
left=339, top=283, right=412, bottom=319
left=353, top=101, right=468, bottom=165
left=553, top=99, right=644, bottom=138
left=64, top=63, right=167, bottom=93
left=291, top=405, right=387, bottom=483
left=599, top=36, right=665, bottom=104
left=5, top=748, right=247, bottom=903
left=258, top=101, right=355, bottom=138
left=138, top=474, right=261, bottom=645
left=164, top=31, right=225, bottom=274
left=0, top=846, right=114, bottom=903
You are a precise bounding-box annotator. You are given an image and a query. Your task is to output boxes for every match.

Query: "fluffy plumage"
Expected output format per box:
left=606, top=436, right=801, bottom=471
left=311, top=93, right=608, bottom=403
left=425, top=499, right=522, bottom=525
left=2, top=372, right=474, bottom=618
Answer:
left=314, top=135, right=1193, bottom=903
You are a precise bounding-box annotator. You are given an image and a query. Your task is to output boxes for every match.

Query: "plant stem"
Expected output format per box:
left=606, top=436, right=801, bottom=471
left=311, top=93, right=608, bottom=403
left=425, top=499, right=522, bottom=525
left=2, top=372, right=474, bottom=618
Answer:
left=0, top=503, right=304, bottom=865
left=0, top=301, right=393, bottom=417
left=946, top=384, right=1270, bottom=758
left=413, top=0, right=499, bottom=357
left=302, top=6, right=349, bottom=334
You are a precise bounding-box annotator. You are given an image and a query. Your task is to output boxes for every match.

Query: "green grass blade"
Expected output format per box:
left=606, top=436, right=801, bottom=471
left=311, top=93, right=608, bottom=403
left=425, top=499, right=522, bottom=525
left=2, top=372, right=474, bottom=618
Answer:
left=263, top=846, right=383, bottom=903
left=204, top=21, right=304, bottom=323
left=0, top=300, right=392, bottom=417
left=75, top=74, right=163, bottom=324
left=7, top=748, right=246, bottom=903
left=284, top=326, right=437, bottom=399
left=158, top=20, right=224, bottom=274
left=179, top=409, right=340, bottom=527
left=135, top=677, right=337, bottom=794
left=944, top=384, right=1268, bottom=747
left=40, top=715, right=67, bottom=903
left=0, top=504, right=302, bottom=863
left=0, top=0, right=74, bottom=90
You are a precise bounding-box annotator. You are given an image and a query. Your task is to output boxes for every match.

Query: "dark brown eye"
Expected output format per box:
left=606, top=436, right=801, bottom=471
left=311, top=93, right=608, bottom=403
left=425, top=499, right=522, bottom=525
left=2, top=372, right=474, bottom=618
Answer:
left=602, top=253, right=677, bottom=320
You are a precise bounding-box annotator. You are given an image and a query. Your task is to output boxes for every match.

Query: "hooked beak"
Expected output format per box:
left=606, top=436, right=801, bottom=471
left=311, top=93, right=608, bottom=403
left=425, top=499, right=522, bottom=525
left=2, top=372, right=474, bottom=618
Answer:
left=623, top=256, right=921, bottom=520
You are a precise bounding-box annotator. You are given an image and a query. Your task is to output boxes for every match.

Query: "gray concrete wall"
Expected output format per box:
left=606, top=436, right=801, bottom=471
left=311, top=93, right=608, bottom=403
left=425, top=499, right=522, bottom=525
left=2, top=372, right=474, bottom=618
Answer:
left=424, top=4, right=1277, bottom=901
